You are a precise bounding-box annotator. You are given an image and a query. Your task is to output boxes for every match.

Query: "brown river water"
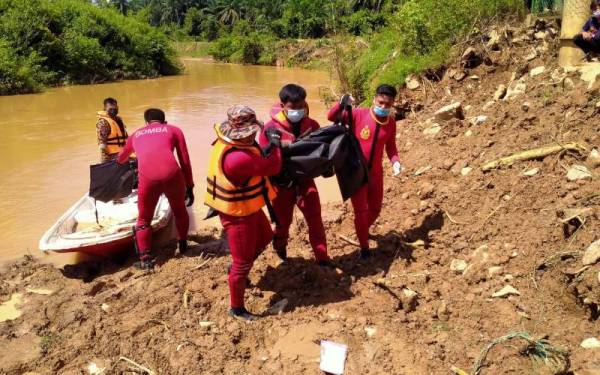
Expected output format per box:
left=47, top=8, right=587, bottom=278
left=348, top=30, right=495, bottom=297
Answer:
left=0, top=59, right=340, bottom=265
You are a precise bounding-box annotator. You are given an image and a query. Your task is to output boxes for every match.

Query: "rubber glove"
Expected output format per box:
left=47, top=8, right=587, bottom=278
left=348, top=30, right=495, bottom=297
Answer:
left=340, top=94, right=355, bottom=107
left=265, top=127, right=282, bottom=148
left=185, top=187, right=194, bottom=207
left=392, top=161, right=402, bottom=176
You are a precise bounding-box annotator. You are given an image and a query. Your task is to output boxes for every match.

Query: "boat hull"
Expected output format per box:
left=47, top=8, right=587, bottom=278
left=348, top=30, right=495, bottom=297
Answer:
left=40, top=192, right=173, bottom=258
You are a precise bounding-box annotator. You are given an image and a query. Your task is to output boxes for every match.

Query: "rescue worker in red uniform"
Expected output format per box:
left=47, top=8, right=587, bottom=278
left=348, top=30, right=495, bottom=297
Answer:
left=205, top=105, right=282, bottom=321
left=258, top=84, right=331, bottom=267
left=97, top=97, right=128, bottom=162
left=118, top=108, right=195, bottom=270
left=327, top=85, right=402, bottom=259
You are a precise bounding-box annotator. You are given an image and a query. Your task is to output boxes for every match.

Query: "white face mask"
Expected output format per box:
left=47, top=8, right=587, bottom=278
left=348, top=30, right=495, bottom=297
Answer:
left=286, top=109, right=305, bottom=123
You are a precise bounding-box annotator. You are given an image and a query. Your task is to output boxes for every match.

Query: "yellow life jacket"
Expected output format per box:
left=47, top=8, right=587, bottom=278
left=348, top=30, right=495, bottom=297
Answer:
left=97, top=111, right=128, bottom=154
left=204, top=125, right=277, bottom=217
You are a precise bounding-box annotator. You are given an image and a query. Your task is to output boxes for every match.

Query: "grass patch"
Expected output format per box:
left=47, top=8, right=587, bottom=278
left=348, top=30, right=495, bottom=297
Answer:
left=342, top=0, right=524, bottom=102
left=174, top=42, right=213, bottom=58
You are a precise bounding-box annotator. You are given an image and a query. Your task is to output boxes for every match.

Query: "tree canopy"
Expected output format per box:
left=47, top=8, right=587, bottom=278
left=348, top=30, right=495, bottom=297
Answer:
left=0, top=0, right=180, bottom=95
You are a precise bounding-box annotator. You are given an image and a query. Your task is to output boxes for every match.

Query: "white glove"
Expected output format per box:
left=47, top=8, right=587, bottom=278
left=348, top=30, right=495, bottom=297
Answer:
left=392, top=161, right=402, bottom=176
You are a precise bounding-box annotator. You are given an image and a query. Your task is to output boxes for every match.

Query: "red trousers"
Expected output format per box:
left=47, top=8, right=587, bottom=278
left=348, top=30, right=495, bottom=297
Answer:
left=350, top=167, right=384, bottom=249
left=219, top=210, right=273, bottom=309
left=135, top=171, right=189, bottom=255
left=272, top=180, right=329, bottom=262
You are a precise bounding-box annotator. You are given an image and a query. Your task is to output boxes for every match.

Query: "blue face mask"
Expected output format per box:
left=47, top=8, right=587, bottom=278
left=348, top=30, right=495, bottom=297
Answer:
left=594, top=10, right=600, bottom=17
left=286, top=109, right=305, bottom=123
left=373, top=106, right=390, bottom=117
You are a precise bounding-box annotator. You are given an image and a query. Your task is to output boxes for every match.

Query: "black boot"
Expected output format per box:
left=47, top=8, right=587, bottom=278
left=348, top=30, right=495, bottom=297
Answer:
left=275, top=247, right=287, bottom=261
left=134, top=256, right=155, bottom=270
left=359, top=248, right=372, bottom=259
left=178, top=239, right=188, bottom=254
left=318, top=259, right=336, bottom=269
left=229, top=307, right=258, bottom=321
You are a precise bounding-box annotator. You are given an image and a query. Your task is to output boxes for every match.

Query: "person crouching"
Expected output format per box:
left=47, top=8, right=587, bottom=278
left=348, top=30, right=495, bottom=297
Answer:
left=117, top=108, right=195, bottom=270
left=204, top=105, right=282, bottom=321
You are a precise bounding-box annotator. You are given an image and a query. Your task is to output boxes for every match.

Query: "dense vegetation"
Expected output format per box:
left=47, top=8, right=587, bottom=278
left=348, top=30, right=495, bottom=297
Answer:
left=342, top=0, right=524, bottom=102
left=0, top=0, right=179, bottom=95
left=1, top=0, right=526, bottom=97
left=107, top=0, right=523, bottom=100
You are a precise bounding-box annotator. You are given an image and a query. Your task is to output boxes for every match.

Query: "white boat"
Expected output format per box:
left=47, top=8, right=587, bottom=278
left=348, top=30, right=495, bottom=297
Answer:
left=39, top=191, right=172, bottom=257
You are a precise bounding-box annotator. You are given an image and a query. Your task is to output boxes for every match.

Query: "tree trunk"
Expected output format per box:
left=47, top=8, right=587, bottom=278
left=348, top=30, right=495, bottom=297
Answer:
left=559, top=0, right=590, bottom=66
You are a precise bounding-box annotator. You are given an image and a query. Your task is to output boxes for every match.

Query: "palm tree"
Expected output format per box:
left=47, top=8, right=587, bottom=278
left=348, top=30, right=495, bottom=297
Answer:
left=111, top=0, right=129, bottom=15
left=217, top=4, right=240, bottom=25
left=352, top=0, right=385, bottom=12
left=200, top=0, right=243, bottom=25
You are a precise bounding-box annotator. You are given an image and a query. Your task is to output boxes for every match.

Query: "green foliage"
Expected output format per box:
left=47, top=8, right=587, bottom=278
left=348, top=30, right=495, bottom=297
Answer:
left=124, top=0, right=390, bottom=40
left=0, top=39, right=49, bottom=95
left=209, top=19, right=275, bottom=64
left=343, top=10, right=386, bottom=36
left=0, top=0, right=180, bottom=95
left=184, top=8, right=219, bottom=40
left=184, top=7, right=203, bottom=36
left=346, top=0, right=523, bottom=102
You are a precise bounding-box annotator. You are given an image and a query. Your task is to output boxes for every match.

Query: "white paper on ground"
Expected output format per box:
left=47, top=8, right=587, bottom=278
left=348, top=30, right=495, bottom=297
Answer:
left=319, top=340, right=348, bottom=375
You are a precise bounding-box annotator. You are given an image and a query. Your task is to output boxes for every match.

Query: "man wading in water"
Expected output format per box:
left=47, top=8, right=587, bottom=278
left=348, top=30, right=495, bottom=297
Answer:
left=96, top=97, right=129, bottom=162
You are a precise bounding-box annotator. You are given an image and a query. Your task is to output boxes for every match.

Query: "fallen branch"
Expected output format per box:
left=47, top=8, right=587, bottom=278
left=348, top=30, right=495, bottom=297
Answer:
left=450, top=366, right=469, bottom=375
left=192, top=258, right=211, bottom=270
left=338, top=234, right=360, bottom=247
left=119, top=356, right=155, bottom=375
left=481, top=142, right=586, bottom=171
left=442, top=208, right=465, bottom=225
left=182, top=289, right=190, bottom=309
left=191, top=252, right=212, bottom=270
left=400, top=239, right=426, bottom=249
left=472, top=332, right=569, bottom=375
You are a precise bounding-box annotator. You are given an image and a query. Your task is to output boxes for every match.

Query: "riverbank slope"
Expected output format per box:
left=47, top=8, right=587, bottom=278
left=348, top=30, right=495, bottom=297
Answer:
left=3, top=17, right=600, bottom=374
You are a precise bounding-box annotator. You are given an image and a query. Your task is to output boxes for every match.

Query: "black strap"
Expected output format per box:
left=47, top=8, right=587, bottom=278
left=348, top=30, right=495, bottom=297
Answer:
left=292, top=121, right=301, bottom=138
left=367, top=124, right=381, bottom=170
left=106, top=134, right=127, bottom=146
left=93, top=198, right=102, bottom=227
left=204, top=207, right=218, bottom=220
left=206, top=188, right=265, bottom=202
left=206, top=177, right=264, bottom=195
left=261, top=182, right=279, bottom=226
left=212, top=176, right=217, bottom=200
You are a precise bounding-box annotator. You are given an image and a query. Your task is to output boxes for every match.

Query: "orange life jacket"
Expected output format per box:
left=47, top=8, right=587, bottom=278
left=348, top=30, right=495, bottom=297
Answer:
left=204, top=125, right=277, bottom=217
left=97, top=111, right=128, bottom=154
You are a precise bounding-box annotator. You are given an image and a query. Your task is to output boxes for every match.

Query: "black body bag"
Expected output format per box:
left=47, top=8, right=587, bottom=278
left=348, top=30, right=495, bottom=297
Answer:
left=89, top=160, right=136, bottom=203
left=277, top=102, right=368, bottom=200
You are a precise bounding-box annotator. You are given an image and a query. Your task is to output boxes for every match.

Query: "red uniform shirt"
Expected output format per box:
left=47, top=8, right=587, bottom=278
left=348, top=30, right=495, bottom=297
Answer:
left=327, top=102, right=399, bottom=171
left=118, top=122, right=194, bottom=188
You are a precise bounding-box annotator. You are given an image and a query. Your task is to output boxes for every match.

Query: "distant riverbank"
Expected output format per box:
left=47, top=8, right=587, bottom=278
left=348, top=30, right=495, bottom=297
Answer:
left=174, top=39, right=332, bottom=71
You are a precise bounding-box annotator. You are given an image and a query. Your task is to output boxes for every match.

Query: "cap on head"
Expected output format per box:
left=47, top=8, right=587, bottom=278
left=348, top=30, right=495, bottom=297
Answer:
left=218, top=105, right=263, bottom=141
left=144, top=108, right=166, bottom=124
